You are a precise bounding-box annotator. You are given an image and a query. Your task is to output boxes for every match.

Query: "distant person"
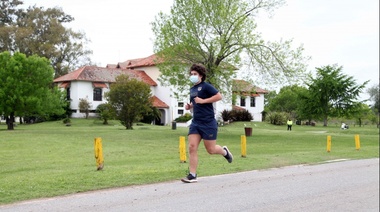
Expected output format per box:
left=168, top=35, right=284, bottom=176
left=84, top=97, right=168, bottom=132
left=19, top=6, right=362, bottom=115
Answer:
left=341, top=123, right=348, bottom=130
left=181, top=63, right=233, bottom=183
left=287, top=119, right=293, bottom=131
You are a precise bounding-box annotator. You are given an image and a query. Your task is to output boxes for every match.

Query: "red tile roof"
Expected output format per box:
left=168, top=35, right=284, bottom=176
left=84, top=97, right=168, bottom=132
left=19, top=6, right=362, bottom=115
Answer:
left=151, top=96, right=169, bottom=108
left=113, top=54, right=163, bottom=69
left=92, top=82, right=108, bottom=88
left=53, top=66, right=157, bottom=86
left=106, top=64, right=117, bottom=68
left=232, top=79, right=268, bottom=95
left=59, top=82, right=70, bottom=88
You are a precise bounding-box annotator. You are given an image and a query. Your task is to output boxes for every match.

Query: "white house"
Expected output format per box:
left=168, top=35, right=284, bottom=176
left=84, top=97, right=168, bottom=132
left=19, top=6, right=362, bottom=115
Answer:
left=232, top=79, right=269, bottom=122
left=53, top=54, right=268, bottom=125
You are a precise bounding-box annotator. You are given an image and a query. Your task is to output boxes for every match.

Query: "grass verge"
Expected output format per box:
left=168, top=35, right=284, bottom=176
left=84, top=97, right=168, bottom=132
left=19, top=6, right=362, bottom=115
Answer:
left=0, top=119, right=378, bottom=204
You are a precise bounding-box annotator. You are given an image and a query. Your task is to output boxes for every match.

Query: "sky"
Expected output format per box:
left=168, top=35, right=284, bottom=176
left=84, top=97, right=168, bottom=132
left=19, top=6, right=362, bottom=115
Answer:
left=22, top=0, right=379, bottom=100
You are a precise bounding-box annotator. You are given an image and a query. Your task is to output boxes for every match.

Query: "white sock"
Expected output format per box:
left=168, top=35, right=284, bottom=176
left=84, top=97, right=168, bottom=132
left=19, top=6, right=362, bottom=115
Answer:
left=224, top=150, right=228, bottom=156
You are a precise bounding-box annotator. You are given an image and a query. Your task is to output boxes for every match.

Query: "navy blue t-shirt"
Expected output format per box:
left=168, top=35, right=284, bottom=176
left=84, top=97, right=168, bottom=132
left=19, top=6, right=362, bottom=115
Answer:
left=190, top=81, right=219, bottom=124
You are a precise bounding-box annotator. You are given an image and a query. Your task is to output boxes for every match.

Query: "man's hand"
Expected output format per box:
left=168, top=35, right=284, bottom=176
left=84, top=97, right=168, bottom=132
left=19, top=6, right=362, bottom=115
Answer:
left=185, top=103, right=193, bottom=110
left=193, top=97, right=204, bottom=104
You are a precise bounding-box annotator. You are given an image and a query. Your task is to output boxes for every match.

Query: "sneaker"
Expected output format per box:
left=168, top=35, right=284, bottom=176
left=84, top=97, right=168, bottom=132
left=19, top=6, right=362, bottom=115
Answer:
left=181, top=174, right=197, bottom=183
left=223, top=146, right=233, bottom=163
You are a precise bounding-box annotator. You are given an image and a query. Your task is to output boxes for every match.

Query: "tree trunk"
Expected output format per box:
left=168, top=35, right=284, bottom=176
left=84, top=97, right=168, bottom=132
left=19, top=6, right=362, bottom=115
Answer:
left=323, top=115, right=328, bottom=127
left=6, top=113, right=15, bottom=130
left=125, top=121, right=133, bottom=130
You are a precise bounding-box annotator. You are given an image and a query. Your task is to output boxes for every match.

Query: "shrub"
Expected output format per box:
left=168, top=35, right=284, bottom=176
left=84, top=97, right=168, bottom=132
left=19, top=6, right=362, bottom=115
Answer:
left=231, top=110, right=253, bottom=121
left=62, top=117, right=71, bottom=124
left=175, top=113, right=192, bottom=122
left=141, top=106, right=161, bottom=124
left=221, top=109, right=232, bottom=121
left=96, top=103, right=115, bottom=125
left=266, top=112, right=287, bottom=125
left=221, top=109, right=253, bottom=122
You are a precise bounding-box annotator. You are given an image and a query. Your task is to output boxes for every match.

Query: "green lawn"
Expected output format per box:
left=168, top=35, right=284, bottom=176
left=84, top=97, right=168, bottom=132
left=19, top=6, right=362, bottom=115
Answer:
left=0, top=119, right=378, bottom=204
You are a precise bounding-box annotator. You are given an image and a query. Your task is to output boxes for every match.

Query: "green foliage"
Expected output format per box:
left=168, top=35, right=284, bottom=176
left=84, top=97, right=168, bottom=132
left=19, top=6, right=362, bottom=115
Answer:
left=141, top=106, right=161, bottom=124
left=305, top=64, right=369, bottom=126
left=347, top=103, right=374, bottom=127
left=78, top=98, right=92, bottom=119
left=265, top=111, right=288, bottom=125
left=0, top=1, right=93, bottom=77
left=231, top=110, right=253, bottom=121
left=264, top=90, right=277, bottom=107
left=221, top=109, right=232, bottom=121
left=0, top=51, right=65, bottom=130
left=265, top=85, right=309, bottom=119
left=106, top=75, right=153, bottom=129
left=367, top=83, right=379, bottom=113
left=0, top=0, right=23, bottom=26
left=174, top=113, right=192, bottom=122
left=152, top=0, right=310, bottom=98
left=62, top=117, right=71, bottom=124
left=1, top=119, right=378, bottom=204
left=221, top=109, right=253, bottom=121
left=96, top=103, right=115, bottom=125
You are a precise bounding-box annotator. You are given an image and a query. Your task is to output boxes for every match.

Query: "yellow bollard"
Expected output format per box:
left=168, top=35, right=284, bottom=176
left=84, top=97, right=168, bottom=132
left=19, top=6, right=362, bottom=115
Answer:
left=241, top=135, right=247, bottom=158
left=355, top=134, right=360, bottom=150
left=94, top=137, right=104, bottom=170
left=179, top=136, right=187, bottom=163
left=327, top=135, right=331, bottom=152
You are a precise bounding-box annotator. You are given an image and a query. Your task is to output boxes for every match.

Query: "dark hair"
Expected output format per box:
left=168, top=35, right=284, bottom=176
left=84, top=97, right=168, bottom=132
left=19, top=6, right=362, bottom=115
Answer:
left=189, top=63, right=207, bottom=82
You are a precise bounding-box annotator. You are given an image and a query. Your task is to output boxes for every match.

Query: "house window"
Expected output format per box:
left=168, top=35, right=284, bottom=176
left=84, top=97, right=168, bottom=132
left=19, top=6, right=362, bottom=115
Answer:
left=93, top=88, right=102, bottom=101
left=178, top=102, right=184, bottom=107
left=250, top=97, right=256, bottom=107
left=240, top=97, right=246, bottom=107
left=178, top=109, right=184, bottom=115
left=66, top=87, right=71, bottom=100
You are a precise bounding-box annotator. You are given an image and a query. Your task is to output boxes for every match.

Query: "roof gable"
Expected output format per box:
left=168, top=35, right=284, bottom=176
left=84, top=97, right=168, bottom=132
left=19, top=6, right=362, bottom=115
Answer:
left=232, top=79, right=268, bottom=94
left=53, top=66, right=157, bottom=86
left=151, top=96, right=169, bottom=108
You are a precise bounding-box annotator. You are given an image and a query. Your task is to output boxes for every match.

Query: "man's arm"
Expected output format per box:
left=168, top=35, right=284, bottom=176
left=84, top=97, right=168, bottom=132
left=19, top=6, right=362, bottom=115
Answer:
left=194, top=92, right=222, bottom=104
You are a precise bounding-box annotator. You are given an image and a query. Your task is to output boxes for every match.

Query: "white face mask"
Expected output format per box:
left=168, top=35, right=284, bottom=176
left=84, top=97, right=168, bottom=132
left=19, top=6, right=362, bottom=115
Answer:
left=190, top=75, right=199, bottom=84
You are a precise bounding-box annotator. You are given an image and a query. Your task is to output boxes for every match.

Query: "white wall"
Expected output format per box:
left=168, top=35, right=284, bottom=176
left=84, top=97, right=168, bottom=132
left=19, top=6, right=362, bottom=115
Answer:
left=235, top=95, right=265, bottom=122
left=68, top=81, right=109, bottom=118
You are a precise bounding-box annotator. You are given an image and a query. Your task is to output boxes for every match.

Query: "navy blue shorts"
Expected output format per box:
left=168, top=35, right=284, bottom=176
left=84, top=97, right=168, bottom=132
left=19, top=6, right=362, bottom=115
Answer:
left=188, top=122, right=218, bottom=140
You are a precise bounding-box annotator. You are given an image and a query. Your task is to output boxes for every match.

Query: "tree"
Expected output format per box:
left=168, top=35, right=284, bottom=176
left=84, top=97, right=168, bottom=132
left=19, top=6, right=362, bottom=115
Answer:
left=296, top=88, right=318, bottom=124
left=0, top=1, right=93, bottom=77
left=265, top=85, right=308, bottom=118
left=106, top=75, right=153, bottom=130
left=0, top=0, right=22, bottom=26
left=0, top=51, right=65, bottom=130
left=78, top=98, right=92, bottom=119
left=305, top=64, right=369, bottom=126
left=367, top=84, right=379, bottom=112
left=367, top=84, right=380, bottom=127
left=152, top=0, right=310, bottom=99
left=263, top=90, right=277, bottom=107
left=141, top=105, right=161, bottom=125
left=348, top=103, right=372, bottom=127
left=96, top=103, right=115, bottom=125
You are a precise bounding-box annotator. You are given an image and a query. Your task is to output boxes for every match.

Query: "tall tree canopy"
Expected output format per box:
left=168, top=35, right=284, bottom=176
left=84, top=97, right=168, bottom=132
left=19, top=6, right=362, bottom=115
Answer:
left=152, top=0, right=310, bottom=98
left=305, top=64, right=369, bottom=126
left=367, top=84, right=379, bottom=112
left=106, top=75, right=153, bottom=130
left=0, top=51, right=66, bottom=130
left=265, top=85, right=308, bottom=118
left=0, top=0, right=92, bottom=77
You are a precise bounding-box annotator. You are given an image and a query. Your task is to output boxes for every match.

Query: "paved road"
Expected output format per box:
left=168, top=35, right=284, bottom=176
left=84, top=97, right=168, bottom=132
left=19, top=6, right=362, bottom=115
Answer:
left=1, top=158, right=378, bottom=212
